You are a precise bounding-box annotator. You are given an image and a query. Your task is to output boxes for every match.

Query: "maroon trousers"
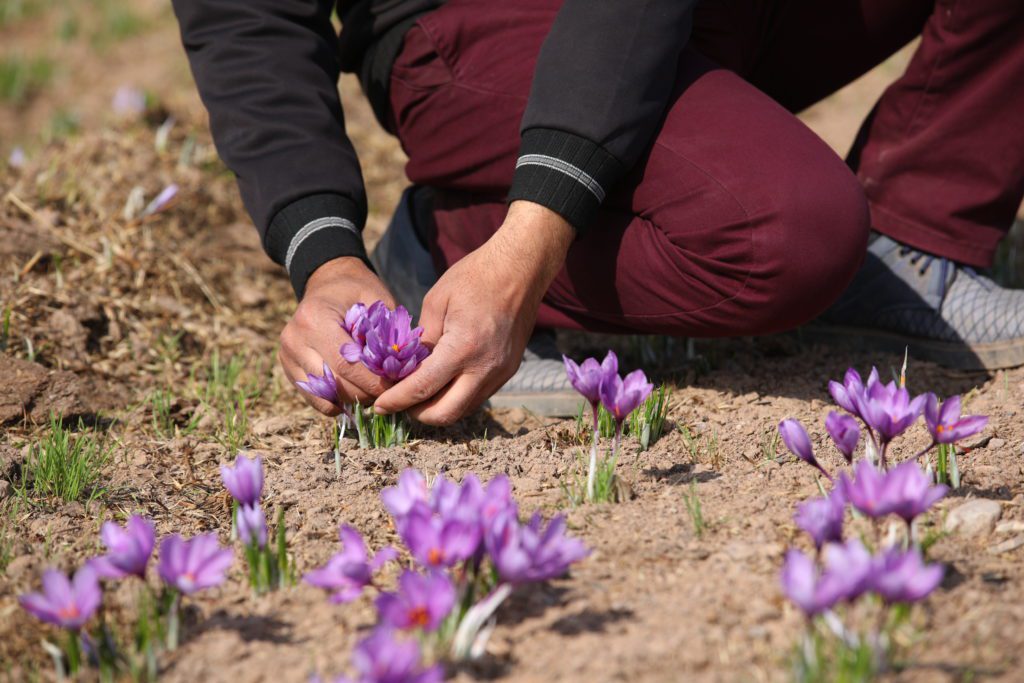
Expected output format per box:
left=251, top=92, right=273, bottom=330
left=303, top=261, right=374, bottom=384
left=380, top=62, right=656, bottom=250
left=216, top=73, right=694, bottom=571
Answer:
left=386, top=0, right=1024, bottom=336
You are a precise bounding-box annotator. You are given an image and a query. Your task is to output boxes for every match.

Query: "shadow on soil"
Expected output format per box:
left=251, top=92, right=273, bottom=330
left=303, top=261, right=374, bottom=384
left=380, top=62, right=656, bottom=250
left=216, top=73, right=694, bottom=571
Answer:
left=643, top=462, right=721, bottom=486
left=550, top=607, right=635, bottom=636
left=189, top=610, right=297, bottom=645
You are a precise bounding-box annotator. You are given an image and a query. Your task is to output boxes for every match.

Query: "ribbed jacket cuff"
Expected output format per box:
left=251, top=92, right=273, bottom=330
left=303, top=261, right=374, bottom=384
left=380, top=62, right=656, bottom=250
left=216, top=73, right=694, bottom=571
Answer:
left=266, top=193, right=370, bottom=299
left=507, top=128, right=626, bottom=229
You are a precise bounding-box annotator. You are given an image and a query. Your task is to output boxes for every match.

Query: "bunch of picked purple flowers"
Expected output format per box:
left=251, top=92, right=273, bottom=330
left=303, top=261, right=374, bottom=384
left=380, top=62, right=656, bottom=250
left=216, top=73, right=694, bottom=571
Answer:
left=563, top=350, right=654, bottom=501
left=780, top=365, right=986, bottom=487
left=221, top=453, right=295, bottom=592
left=306, top=468, right=589, bottom=679
left=19, top=514, right=232, bottom=676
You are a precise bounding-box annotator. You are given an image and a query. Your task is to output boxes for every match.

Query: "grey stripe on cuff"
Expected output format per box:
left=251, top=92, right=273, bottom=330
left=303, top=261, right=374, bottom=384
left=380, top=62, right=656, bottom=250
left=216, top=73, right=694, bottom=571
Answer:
left=515, top=154, right=606, bottom=203
left=284, top=216, right=359, bottom=273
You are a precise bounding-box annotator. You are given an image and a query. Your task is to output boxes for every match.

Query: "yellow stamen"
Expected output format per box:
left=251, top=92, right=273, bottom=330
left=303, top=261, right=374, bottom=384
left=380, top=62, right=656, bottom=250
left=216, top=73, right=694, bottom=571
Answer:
left=408, top=606, right=430, bottom=627
left=391, top=343, right=401, bottom=352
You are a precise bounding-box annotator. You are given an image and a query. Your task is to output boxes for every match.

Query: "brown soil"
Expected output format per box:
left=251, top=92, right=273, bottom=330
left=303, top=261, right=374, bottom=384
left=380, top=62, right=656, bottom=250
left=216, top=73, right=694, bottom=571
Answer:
left=2, top=6, right=1024, bottom=683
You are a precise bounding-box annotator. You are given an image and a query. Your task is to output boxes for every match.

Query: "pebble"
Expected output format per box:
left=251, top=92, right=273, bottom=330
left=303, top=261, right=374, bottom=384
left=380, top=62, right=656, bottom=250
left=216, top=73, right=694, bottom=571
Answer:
left=988, top=535, right=1024, bottom=555
left=0, top=480, right=10, bottom=499
left=995, top=520, right=1024, bottom=534
left=944, top=499, right=1002, bottom=537
left=988, top=438, right=1007, bottom=449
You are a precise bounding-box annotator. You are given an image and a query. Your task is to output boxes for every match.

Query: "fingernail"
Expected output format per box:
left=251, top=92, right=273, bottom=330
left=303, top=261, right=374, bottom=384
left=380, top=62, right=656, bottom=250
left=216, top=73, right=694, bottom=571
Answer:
left=373, top=405, right=387, bottom=415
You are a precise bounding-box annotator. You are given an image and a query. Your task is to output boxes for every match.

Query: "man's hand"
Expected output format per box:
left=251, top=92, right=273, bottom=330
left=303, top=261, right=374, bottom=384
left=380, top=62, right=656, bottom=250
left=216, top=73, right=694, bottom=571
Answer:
left=279, top=257, right=397, bottom=415
left=373, top=201, right=574, bottom=425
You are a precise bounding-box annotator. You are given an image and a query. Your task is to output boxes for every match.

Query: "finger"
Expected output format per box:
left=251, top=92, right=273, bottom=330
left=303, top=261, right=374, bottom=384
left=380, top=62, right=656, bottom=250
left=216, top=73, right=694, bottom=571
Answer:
left=417, top=287, right=448, bottom=347
left=281, top=345, right=376, bottom=415
left=373, top=336, right=464, bottom=415
left=408, top=373, right=490, bottom=426
left=308, top=316, right=392, bottom=399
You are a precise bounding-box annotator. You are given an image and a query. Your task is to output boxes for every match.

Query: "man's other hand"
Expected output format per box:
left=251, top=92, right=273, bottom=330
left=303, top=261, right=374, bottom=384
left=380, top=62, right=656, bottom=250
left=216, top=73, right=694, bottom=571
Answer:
left=279, top=257, right=397, bottom=416
left=373, top=201, right=574, bottom=425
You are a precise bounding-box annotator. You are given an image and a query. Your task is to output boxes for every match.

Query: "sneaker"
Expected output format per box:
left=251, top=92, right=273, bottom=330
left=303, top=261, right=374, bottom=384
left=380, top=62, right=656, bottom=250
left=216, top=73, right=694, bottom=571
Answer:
left=372, top=187, right=584, bottom=416
left=807, top=235, right=1024, bottom=370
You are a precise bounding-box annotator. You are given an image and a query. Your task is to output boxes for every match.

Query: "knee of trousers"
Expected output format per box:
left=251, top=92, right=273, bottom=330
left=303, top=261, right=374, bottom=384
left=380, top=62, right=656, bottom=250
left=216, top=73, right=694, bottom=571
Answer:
left=755, top=166, right=870, bottom=331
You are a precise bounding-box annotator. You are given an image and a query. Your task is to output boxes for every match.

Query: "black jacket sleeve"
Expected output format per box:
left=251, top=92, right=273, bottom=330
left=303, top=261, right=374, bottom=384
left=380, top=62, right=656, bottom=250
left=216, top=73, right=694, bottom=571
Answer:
left=172, top=0, right=370, bottom=299
left=508, top=0, right=696, bottom=229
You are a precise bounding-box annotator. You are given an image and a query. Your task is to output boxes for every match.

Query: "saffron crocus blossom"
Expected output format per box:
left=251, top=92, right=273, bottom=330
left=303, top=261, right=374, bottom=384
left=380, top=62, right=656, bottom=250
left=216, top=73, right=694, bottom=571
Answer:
left=341, top=303, right=430, bottom=381
left=142, top=184, right=179, bottom=217
left=828, top=367, right=877, bottom=419
left=778, top=419, right=832, bottom=480
left=794, top=490, right=845, bottom=550
left=296, top=362, right=340, bottom=404
left=855, top=378, right=926, bottom=443
left=564, top=351, right=618, bottom=410
left=220, top=453, right=264, bottom=506
left=816, top=539, right=874, bottom=606
left=871, top=547, right=944, bottom=604
left=381, top=469, right=430, bottom=519
left=599, top=369, right=654, bottom=424
left=825, top=411, right=860, bottom=462
left=20, top=565, right=102, bottom=630
left=89, top=515, right=156, bottom=579
left=879, top=460, right=948, bottom=524
left=112, top=85, right=146, bottom=116
left=8, top=146, right=26, bottom=169
left=924, top=393, right=988, bottom=444
left=779, top=550, right=835, bottom=616
left=340, top=629, right=443, bottom=683
left=158, top=533, right=233, bottom=595
left=304, top=525, right=397, bottom=603
left=485, top=511, right=589, bottom=584
left=376, top=570, right=456, bottom=632
left=237, top=503, right=268, bottom=548
left=400, top=503, right=480, bottom=569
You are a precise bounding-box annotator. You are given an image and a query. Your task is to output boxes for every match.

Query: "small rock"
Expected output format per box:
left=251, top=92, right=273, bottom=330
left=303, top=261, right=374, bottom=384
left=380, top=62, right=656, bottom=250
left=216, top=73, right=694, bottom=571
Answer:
left=0, top=480, right=10, bottom=499
left=252, top=415, right=292, bottom=436
left=996, top=520, right=1024, bottom=534
left=988, top=535, right=1024, bottom=555
left=944, top=499, right=1003, bottom=537
left=988, top=438, right=1007, bottom=450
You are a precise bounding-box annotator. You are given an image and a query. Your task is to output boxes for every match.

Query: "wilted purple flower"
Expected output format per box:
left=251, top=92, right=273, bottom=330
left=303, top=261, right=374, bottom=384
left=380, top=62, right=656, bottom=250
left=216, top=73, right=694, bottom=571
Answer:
left=779, top=549, right=834, bottom=616
left=112, top=85, right=146, bottom=116
left=871, top=547, right=944, bottom=604
left=220, top=453, right=264, bottom=506
left=400, top=503, right=480, bottom=569
left=880, top=460, right=948, bottom=524
left=157, top=533, right=233, bottom=594
left=342, top=303, right=430, bottom=381
left=816, top=539, right=874, bottom=606
left=89, top=515, right=156, bottom=579
left=376, top=571, right=456, bottom=632
left=599, top=369, right=653, bottom=423
left=563, top=351, right=618, bottom=409
left=825, top=411, right=860, bottom=462
left=382, top=469, right=429, bottom=519
left=778, top=419, right=832, bottom=480
left=339, top=629, right=443, bottom=683
left=924, top=394, right=988, bottom=444
left=855, top=378, right=926, bottom=443
left=19, top=565, right=102, bottom=630
left=794, top=489, right=845, bottom=550
left=142, top=184, right=179, bottom=217
left=485, top=511, right=589, bottom=584
left=296, top=362, right=340, bottom=405
left=8, top=146, right=26, bottom=169
left=237, top=503, right=268, bottom=549
left=304, top=525, right=397, bottom=603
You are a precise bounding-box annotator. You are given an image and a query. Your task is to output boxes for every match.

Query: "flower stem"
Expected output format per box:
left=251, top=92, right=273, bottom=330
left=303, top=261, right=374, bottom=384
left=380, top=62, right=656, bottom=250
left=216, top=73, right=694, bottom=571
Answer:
left=451, top=583, right=513, bottom=660
left=66, top=630, right=82, bottom=674
left=166, top=592, right=181, bottom=651
left=586, top=404, right=599, bottom=502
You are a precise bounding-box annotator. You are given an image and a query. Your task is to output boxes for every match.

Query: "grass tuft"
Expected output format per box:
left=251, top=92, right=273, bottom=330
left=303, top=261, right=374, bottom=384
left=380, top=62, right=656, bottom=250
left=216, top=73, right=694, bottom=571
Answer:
left=0, top=55, right=54, bottom=104
left=352, top=405, right=410, bottom=449
left=17, top=415, right=111, bottom=504
left=574, top=383, right=671, bottom=451
left=683, top=480, right=705, bottom=538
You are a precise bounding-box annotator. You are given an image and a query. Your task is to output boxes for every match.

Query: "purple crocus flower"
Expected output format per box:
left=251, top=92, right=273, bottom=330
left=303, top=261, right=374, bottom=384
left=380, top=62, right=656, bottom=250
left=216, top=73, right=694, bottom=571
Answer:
left=88, top=515, right=156, bottom=579
left=828, top=367, right=877, bottom=418
left=870, top=547, right=944, bottom=604
left=880, top=460, right=948, bottom=524
left=923, top=394, right=988, bottom=445
left=19, top=565, right=102, bottom=630
left=793, top=489, right=845, bottom=550
left=778, top=419, right=832, bottom=480
left=304, top=525, right=397, bottom=603
left=112, top=85, right=146, bottom=116
left=220, top=453, right=264, bottom=506
left=381, top=469, right=430, bottom=519
left=296, top=362, right=340, bottom=405
left=400, top=503, right=480, bottom=569
left=341, top=303, right=430, bottom=381
left=142, top=184, right=179, bottom=217
left=339, top=629, right=443, bottom=683
left=825, top=411, right=860, bottom=462
left=854, top=378, right=926, bottom=443
left=816, top=539, right=874, bottom=606
left=779, top=549, right=834, bottom=616
left=340, top=301, right=388, bottom=351
left=8, top=146, right=27, bottom=169
left=563, top=351, right=618, bottom=409
left=485, top=511, right=589, bottom=584
left=237, top=503, right=268, bottom=549
left=157, top=533, right=233, bottom=594
left=376, top=571, right=456, bottom=632
left=599, top=369, right=653, bottom=424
